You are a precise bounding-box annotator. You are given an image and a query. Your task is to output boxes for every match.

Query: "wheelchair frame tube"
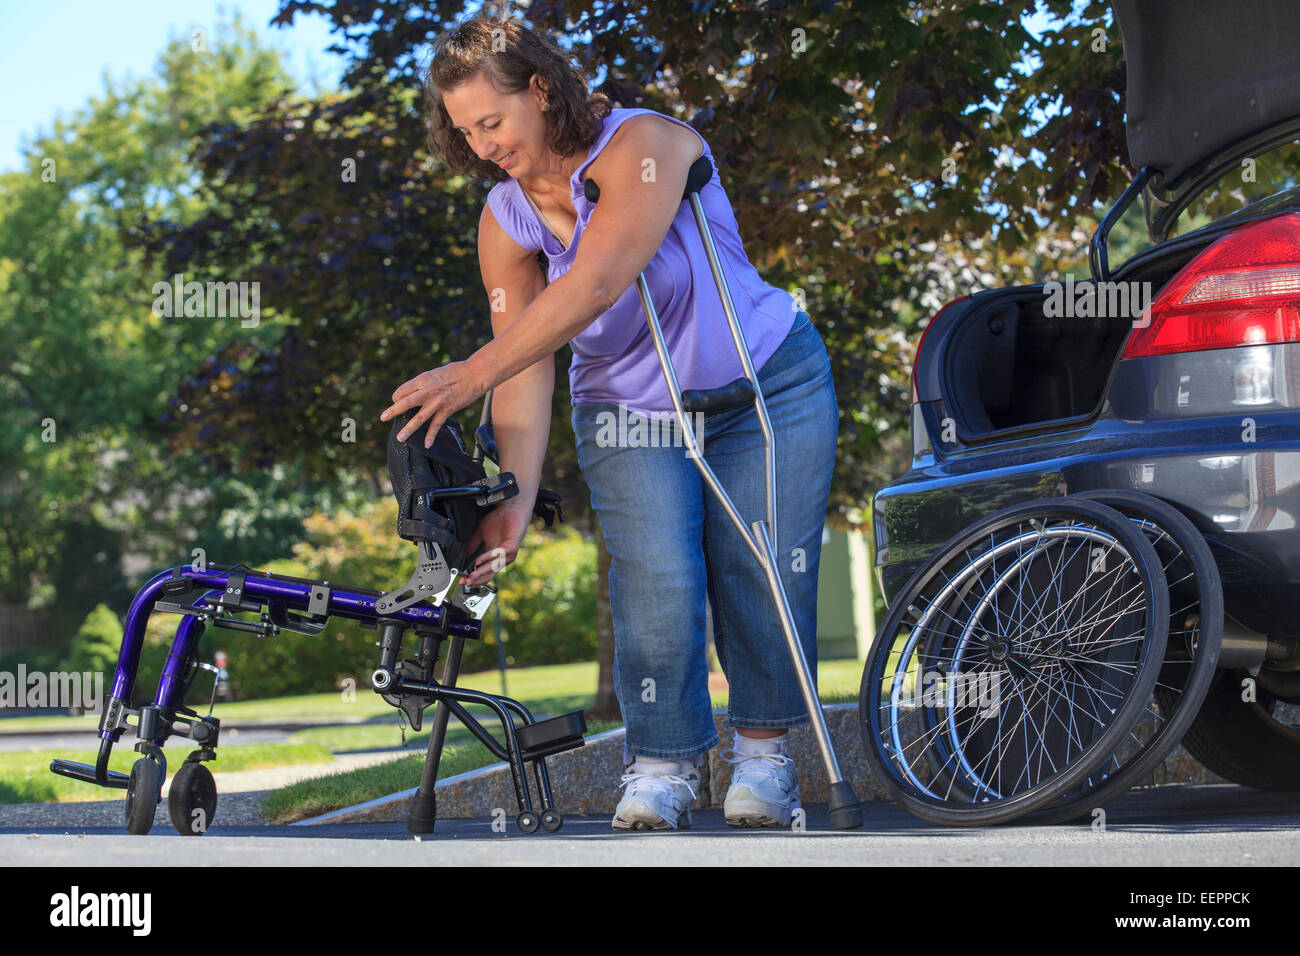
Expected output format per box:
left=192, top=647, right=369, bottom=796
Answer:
left=78, top=559, right=568, bottom=821
left=104, top=562, right=482, bottom=742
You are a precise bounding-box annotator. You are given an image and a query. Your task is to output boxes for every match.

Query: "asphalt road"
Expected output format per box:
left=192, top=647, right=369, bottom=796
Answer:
left=3, top=784, right=1298, bottom=866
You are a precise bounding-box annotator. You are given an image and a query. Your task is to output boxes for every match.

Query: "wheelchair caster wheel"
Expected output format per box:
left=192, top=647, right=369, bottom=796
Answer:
left=169, top=761, right=217, bottom=835
left=516, top=811, right=540, bottom=834
left=540, top=809, right=563, bottom=833
left=125, top=757, right=163, bottom=835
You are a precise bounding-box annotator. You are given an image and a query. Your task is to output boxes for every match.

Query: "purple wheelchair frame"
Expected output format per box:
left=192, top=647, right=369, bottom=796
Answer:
left=50, top=559, right=587, bottom=836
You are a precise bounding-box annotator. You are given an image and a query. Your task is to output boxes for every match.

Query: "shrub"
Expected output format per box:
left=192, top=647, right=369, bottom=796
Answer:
left=59, top=604, right=123, bottom=678
left=488, top=525, right=596, bottom=670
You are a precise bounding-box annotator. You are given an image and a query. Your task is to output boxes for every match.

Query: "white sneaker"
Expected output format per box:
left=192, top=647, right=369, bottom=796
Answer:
left=722, top=748, right=801, bottom=828
left=612, top=761, right=700, bottom=831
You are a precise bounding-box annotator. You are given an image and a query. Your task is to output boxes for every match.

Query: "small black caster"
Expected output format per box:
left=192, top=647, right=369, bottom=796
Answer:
left=540, top=809, right=563, bottom=833
left=169, top=761, right=218, bottom=835
left=125, top=757, right=163, bottom=835
left=516, top=810, right=540, bottom=834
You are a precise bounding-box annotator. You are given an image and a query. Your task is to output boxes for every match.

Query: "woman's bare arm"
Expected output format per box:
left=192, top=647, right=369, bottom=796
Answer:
left=477, top=201, right=555, bottom=515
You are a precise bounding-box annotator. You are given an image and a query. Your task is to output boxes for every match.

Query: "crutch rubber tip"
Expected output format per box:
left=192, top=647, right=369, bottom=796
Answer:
left=827, top=781, right=864, bottom=830
left=406, top=789, right=437, bottom=835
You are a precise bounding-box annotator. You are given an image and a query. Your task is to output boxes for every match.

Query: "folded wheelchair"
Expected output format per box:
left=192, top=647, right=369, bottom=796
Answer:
left=50, top=408, right=585, bottom=836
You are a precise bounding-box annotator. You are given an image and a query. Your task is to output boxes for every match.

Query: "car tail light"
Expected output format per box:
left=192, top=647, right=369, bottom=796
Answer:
left=1123, top=212, right=1300, bottom=358
left=911, top=296, right=969, bottom=403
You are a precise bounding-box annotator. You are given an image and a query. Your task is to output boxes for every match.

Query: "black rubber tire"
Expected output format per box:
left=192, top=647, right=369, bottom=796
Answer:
left=860, top=497, right=1169, bottom=826
left=1024, top=490, right=1224, bottom=824
left=168, top=761, right=218, bottom=835
left=516, top=810, right=540, bottom=834
left=1179, top=668, right=1300, bottom=791
left=540, top=809, right=563, bottom=832
left=125, top=757, right=163, bottom=836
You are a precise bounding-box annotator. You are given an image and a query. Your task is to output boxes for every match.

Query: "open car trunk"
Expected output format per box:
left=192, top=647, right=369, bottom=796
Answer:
left=924, top=226, right=1235, bottom=441
left=942, top=292, right=1131, bottom=435
left=911, top=0, right=1300, bottom=444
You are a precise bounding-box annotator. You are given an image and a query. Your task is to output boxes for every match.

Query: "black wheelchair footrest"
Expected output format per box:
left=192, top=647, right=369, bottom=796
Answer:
left=515, top=711, right=587, bottom=762
left=49, top=759, right=130, bottom=790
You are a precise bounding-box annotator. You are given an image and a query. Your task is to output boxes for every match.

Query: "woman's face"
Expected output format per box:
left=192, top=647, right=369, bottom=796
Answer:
left=444, top=70, right=549, bottom=180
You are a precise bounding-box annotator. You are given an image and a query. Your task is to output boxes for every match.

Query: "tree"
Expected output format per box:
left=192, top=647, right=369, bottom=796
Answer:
left=133, top=0, right=1132, bottom=516
left=125, top=0, right=1138, bottom=710
left=0, top=12, right=325, bottom=638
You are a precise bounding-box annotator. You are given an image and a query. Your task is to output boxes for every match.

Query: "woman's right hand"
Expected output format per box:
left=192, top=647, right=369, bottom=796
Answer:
left=460, top=502, right=533, bottom=588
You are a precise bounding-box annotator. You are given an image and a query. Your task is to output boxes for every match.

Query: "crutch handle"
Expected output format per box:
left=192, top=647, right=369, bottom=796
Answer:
left=682, top=377, right=756, bottom=414
left=583, top=154, right=714, bottom=204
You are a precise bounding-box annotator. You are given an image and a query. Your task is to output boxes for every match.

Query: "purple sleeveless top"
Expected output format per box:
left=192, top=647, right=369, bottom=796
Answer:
left=486, top=107, right=797, bottom=418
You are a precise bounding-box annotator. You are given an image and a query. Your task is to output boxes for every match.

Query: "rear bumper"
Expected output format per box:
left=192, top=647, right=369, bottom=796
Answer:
left=873, top=414, right=1300, bottom=635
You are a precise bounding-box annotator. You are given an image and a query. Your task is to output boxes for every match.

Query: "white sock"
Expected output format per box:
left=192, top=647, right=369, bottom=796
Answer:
left=735, top=730, right=791, bottom=756
left=631, top=756, right=698, bottom=775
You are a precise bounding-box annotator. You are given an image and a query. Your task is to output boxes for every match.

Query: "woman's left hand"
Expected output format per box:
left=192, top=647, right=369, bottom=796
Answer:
left=380, top=360, right=483, bottom=446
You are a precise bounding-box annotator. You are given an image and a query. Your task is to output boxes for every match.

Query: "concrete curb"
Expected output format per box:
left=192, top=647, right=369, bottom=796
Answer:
left=292, top=726, right=629, bottom=825
left=298, top=703, right=1227, bottom=825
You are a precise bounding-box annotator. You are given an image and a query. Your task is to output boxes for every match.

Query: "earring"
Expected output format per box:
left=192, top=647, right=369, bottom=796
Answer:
left=542, top=103, right=549, bottom=111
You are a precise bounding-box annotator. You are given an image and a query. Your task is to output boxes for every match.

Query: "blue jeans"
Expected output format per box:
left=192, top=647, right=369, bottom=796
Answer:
left=572, top=312, right=838, bottom=763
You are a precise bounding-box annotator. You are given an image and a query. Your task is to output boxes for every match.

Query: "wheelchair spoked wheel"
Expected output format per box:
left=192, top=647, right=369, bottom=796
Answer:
left=1023, top=490, right=1224, bottom=825
left=859, top=497, right=1169, bottom=826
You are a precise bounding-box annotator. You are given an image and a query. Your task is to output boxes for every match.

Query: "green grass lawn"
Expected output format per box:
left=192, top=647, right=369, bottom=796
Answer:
left=0, top=658, right=868, bottom=733
left=0, top=742, right=333, bottom=805
left=2, top=657, right=870, bottom=811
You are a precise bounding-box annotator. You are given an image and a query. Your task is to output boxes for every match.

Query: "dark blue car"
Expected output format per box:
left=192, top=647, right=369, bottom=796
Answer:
left=871, top=0, right=1300, bottom=797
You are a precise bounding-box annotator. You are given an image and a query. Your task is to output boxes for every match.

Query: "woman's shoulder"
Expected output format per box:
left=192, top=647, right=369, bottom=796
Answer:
left=587, top=110, right=707, bottom=176
left=606, top=108, right=703, bottom=143
left=483, top=179, right=542, bottom=253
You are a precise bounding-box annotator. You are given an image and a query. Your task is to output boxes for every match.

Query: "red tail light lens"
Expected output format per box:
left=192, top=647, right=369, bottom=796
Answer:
left=1123, top=211, right=1300, bottom=358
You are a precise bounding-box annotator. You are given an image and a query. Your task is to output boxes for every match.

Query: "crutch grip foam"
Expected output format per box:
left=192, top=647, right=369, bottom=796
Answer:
left=681, top=377, right=756, bottom=414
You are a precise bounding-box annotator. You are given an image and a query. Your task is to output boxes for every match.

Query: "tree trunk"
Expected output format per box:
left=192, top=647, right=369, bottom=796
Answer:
left=589, top=511, right=621, bottom=722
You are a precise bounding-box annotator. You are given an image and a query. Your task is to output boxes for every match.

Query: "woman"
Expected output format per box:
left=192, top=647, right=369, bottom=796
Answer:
left=381, top=13, right=839, bottom=830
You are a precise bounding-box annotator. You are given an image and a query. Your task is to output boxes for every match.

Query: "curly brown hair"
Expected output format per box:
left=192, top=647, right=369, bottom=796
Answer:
left=422, top=10, right=612, bottom=183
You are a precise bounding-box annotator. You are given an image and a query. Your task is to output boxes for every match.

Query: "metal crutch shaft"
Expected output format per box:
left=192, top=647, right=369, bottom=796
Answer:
left=583, top=154, right=862, bottom=828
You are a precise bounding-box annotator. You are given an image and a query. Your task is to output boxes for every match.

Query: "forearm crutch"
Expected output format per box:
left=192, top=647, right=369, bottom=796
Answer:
left=583, top=155, right=863, bottom=829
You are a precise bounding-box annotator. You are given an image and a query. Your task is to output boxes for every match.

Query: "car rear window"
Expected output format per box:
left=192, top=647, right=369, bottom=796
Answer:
left=1166, top=138, right=1300, bottom=239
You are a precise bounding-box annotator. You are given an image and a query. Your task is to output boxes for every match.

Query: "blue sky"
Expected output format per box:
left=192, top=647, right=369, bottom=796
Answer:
left=0, top=1, right=1071, bottom=176
left=0, top=0, right=352, bottom=173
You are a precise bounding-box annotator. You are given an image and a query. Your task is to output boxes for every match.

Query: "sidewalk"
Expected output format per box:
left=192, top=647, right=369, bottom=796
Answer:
left=0, top=750, right=414, bottom=831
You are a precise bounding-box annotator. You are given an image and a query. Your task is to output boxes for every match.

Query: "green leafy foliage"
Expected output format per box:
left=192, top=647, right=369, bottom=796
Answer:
left=131, top=0, right=1141, bottom=529
left=490, top=525, right=597, bottom=670
left=58, top=604, right=123, bottom=678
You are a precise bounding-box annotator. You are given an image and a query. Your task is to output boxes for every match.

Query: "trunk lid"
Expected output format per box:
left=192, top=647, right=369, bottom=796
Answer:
left=1113, top=0, right=1300, bottom=239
